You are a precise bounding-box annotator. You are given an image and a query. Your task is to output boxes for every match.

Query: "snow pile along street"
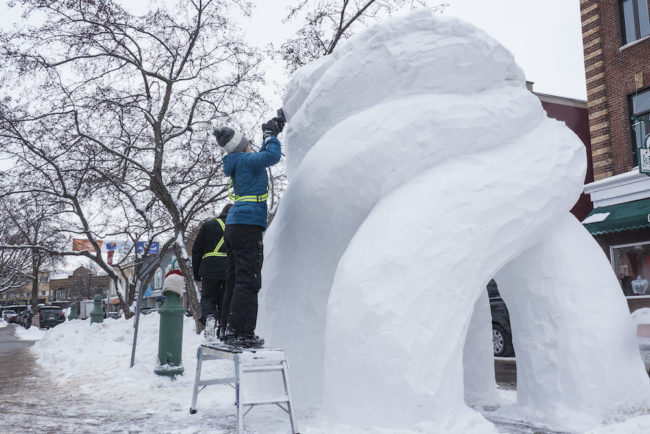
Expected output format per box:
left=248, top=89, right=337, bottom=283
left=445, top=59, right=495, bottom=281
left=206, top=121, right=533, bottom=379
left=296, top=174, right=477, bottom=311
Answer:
left=28, top=315, right=301, bottom=433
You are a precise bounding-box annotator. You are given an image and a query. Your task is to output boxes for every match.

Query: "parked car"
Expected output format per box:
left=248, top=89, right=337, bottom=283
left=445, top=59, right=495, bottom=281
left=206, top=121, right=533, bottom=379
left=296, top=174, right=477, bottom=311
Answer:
left=106, top=311, right=121, bottom=319
left=2, top=309, right=17, bottom=323
left=487, top=280, right=514, bottom=357
left=140, top=307, right=158, bottom=315
left=17, top=310, right=33, bottom=329
left=39, top=306, right=66, bottom=329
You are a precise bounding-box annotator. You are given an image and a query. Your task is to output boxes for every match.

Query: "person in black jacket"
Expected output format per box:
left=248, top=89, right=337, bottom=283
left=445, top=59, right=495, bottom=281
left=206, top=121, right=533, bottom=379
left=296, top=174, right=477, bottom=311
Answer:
left=192, top=203, right=232, bottom=340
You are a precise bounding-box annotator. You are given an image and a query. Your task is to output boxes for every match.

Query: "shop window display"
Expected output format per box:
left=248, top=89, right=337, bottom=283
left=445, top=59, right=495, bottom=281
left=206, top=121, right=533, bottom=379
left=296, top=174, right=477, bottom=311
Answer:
left=612, top=242, right=650, bottom=296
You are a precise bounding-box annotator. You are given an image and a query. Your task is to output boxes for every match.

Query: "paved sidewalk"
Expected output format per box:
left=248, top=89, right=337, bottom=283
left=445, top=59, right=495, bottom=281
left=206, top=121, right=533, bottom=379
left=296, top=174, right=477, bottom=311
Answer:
left=0, top=325, right=149, bottom=433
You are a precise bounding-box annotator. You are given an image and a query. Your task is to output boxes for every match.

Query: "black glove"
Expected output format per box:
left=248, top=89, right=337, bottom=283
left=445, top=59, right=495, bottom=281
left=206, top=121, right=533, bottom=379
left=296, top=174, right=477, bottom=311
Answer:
left=275, top=116, right=286, bottom=133
left=262, top=118, right=280, bottom=140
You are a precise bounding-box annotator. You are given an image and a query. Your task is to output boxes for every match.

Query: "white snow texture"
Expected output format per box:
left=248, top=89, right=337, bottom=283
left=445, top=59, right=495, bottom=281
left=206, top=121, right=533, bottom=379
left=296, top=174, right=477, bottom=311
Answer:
left=258, top=9, right=650, bottom=432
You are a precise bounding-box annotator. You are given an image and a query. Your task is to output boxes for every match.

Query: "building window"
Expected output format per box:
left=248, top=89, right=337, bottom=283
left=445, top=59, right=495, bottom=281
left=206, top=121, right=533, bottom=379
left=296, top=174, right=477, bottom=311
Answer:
left=612, top=241, right=650, bottom=297
left=154, top=268, right=163, bottom=290
left=630, top=88, right=650, bottom=165
left=620, top=0, right=650, bottom=45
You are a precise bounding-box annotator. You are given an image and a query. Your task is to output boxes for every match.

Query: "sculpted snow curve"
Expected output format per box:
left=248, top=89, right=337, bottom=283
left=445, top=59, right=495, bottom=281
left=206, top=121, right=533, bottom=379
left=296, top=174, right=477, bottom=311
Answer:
left=258, top=9, right=650, bottom=432
left=281, top=9, right=524, bottom=176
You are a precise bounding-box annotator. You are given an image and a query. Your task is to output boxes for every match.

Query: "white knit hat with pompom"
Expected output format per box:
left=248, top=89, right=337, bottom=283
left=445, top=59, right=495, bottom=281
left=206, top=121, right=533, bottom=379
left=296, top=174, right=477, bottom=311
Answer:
left=162, top=270, right=185, bottom=297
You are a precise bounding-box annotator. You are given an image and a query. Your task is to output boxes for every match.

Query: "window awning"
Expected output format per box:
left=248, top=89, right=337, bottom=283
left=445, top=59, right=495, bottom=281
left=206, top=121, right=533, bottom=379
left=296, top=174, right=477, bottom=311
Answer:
left=583, top=198, right=650, bottom=235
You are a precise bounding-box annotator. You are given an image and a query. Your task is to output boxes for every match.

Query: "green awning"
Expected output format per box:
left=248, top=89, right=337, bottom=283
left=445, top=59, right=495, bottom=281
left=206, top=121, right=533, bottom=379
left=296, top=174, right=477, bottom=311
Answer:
left=583, top=198, right=650, bottom=235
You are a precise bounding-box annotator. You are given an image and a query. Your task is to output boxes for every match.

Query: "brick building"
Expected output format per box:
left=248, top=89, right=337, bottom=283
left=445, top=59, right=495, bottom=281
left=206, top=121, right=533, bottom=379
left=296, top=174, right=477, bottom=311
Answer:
left=579, top=0, right=650, bottom=310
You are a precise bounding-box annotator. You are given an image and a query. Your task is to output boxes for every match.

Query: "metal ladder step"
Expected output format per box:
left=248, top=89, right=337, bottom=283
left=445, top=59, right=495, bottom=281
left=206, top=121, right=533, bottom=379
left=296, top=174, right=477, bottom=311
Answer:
left=241, top=365, right=284, bottom=373
left=241, top=396, right=290, bottom=406
left=189, top=344, right=299, bottom=434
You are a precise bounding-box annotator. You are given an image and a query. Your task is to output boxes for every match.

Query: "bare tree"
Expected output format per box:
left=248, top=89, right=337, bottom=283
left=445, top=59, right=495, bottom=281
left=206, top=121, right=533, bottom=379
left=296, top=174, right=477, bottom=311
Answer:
left=0, top=196, right=64, bottom=313
left=0, top=224, right=31, bottom=297
left=280, top=0, right=448, bottom=72
left=0, top=0, right=266, bottom=329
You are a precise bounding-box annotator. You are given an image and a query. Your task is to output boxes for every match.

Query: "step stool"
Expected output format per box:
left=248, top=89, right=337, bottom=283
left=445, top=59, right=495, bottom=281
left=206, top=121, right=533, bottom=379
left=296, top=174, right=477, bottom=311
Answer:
left=189, top=343, right=299, bottom=434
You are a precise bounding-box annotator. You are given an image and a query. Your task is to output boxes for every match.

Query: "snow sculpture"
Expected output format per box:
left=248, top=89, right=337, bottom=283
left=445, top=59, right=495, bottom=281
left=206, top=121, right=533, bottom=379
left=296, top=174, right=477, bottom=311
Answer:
left=259, top=9, right=650, bottom=432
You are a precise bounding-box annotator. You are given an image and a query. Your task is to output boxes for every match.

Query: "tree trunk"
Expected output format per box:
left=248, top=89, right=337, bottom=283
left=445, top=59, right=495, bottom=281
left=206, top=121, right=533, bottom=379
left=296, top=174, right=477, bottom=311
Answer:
left=30, top=251, right=40, bottom=328
left=30, top=251, right=39, bottom=312
left=173, top=243, right=202, bottom=333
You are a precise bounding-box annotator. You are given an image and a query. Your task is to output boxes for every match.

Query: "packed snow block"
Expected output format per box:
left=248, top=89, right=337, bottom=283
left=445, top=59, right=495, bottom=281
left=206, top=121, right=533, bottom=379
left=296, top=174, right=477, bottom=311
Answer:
left=258, top=8, right=650, bottom=433
left=495, top=214, right=650, bottom=431
left=463, top=289, right=498, bottom=407
left=281, top=9, right=524, bottom=177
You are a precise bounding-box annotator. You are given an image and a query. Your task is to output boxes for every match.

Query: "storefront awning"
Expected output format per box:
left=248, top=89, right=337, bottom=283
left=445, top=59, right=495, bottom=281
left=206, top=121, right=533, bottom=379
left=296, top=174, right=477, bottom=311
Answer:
left=583, top=198, right=650, bottom=235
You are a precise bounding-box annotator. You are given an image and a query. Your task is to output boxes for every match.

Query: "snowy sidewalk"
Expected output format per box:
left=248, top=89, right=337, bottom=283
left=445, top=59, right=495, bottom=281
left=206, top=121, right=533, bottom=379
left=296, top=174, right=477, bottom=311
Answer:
left=4, top=318, right=650, bottom=434
left=0, top=321, right=296, bottom=433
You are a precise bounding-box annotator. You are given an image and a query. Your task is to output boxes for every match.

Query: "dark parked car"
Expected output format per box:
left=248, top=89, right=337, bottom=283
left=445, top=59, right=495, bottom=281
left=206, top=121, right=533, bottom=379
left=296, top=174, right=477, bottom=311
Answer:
left=487, top=280, right=514, bottom=357
left=139, top=307, right=158, bottom=315
left=17, top=310, right=34, bottom=329
left=39, top=306, right=66, bottom=329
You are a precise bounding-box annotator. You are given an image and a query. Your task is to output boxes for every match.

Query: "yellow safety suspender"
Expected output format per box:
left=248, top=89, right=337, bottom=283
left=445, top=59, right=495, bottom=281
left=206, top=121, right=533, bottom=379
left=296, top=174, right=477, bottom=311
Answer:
left=201, top=218, right=226, bottom=259
left=227, top=177, right=269, bottom=202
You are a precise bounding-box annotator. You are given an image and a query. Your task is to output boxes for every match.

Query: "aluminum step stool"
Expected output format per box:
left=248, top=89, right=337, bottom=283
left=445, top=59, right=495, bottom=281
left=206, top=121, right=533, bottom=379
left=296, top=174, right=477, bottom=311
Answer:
left=189, top=343, right=299, bottom=434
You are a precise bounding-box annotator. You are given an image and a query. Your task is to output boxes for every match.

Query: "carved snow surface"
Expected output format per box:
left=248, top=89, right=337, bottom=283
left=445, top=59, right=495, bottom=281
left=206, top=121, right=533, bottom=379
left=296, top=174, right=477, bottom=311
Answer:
left=258, top=9, right=650, bottom=432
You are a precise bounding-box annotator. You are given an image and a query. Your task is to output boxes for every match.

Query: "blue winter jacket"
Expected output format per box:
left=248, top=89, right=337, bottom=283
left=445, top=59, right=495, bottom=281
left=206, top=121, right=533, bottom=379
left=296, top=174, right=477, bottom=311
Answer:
left=223, top=136, right=282, bottom=228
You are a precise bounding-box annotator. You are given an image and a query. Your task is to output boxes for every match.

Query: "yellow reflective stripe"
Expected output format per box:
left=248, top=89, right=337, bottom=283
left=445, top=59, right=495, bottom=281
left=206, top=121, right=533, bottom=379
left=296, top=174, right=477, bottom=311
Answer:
left=201, top=219, right=226, bottom=259
left=203, top=251, right=226, bottom=258
left=228, top=177, right=269, bottom=202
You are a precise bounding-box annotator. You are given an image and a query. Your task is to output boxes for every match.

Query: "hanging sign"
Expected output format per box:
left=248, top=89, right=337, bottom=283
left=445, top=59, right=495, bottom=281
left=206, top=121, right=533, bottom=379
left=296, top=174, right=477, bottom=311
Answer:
left=72, top=239, right=103, bottom=252
left=640, top=134, right=650, bottom=176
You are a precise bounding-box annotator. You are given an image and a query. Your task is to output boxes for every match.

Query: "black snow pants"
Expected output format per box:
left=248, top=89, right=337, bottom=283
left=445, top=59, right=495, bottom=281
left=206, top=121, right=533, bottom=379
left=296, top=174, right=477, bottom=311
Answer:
left=199, top=278, right=226, bottom=325
left=221, top=224, right=264, bottom=337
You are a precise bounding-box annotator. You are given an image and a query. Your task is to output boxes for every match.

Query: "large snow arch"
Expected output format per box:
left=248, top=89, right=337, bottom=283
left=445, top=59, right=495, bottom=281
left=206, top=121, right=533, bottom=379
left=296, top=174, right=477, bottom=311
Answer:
left=258, top=10, right=650, bottom=432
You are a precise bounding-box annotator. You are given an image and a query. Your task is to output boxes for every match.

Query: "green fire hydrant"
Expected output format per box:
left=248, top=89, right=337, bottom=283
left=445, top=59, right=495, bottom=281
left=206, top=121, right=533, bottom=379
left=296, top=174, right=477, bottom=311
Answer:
left=68, top=303, right=79, bottom=320
left=155, top=272, right=185, bottom=377
left=90, top=294, right=104, bottom=324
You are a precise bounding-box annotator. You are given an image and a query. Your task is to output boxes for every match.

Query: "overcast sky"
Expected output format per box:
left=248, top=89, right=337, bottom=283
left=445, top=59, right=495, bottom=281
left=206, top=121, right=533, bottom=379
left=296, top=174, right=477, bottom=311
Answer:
left=0, top=0, right=587, bottom=101
left=243, top=0, right=588, bottom=107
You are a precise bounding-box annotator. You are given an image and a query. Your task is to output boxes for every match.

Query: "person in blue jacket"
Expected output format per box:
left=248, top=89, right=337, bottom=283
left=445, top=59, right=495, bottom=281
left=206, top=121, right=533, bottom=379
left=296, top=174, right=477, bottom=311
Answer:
left=212, top=117, right=284, bottom=347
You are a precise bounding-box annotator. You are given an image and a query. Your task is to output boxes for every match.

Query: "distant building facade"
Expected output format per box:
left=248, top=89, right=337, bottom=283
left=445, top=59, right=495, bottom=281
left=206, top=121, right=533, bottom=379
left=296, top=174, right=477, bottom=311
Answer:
left=0, top=272, right=51, bottom=307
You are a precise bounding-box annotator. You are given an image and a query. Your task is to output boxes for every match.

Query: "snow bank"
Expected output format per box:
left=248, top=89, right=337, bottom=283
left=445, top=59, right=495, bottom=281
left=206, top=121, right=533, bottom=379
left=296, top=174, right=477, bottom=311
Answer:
left=29, top=316, right=243, bottom=432
left=259, top=8, right=650, bottom=433
left=588, top=414, right=650, bottom=434
left=14, top=324, right=46, bottom=340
